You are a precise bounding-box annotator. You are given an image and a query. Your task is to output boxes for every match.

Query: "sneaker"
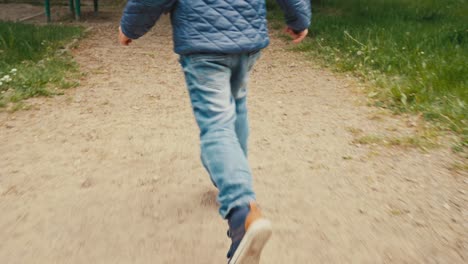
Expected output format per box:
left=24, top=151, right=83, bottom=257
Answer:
left=227, top=202, right=272, bottom=264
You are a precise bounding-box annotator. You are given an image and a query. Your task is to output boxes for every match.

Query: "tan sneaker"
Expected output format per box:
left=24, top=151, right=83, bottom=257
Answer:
left=227, top=202, right=272, bottom=264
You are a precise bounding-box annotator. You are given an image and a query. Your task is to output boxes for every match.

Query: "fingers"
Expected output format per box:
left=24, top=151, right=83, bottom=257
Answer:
left=121, top=38, right=132, bottom=46
left=119, top=36, right=131, bottom=46
left=118, top=26, right=132, bottom=46
left=285, top=27, right=309, bottom=44
left=285, top=27, right=296, bottom=38
left=293, top=29, right=308, bottom=44
left=120, top=35, right=132, bottom=46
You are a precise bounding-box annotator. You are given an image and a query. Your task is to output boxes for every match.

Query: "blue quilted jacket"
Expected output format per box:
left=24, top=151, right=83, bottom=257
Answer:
left=120, top=0, right=311, bottom=55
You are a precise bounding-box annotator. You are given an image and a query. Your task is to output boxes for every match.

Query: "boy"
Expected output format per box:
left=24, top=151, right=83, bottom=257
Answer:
left=119, top=1, right=311, bottom=263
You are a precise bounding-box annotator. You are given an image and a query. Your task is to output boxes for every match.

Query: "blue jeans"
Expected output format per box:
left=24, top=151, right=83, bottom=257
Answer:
left=179, top=51, right=261, bottom=218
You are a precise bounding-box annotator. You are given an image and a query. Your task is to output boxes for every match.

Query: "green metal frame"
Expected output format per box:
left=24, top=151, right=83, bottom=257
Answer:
left=45, top=0, right=99, bottom=22
left=75, top=0, right=81, bottom=20
left=45, top=0, right=51, bottom=22
left=69, top=0, right=74, bottom=13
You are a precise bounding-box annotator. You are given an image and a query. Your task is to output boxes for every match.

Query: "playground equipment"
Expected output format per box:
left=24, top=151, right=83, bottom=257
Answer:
left=44, top=0, right=98, bottom=22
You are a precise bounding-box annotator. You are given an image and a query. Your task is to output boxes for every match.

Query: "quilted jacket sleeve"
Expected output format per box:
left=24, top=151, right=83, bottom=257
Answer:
left=275, top=0, right=312, bottom=32
left=120, top=0, right=176, bottom=39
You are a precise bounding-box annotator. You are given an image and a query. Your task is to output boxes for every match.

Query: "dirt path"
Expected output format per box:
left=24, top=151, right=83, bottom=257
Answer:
left=0, top=14, right=466, bottom=264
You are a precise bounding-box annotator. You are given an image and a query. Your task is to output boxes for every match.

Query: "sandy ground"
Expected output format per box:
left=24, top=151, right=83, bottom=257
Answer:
left=0, top=10, right=467, bottom=264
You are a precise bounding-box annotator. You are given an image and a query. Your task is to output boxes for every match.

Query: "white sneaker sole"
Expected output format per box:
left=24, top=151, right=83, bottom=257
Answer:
left=228, top=219, right=272, bottom=264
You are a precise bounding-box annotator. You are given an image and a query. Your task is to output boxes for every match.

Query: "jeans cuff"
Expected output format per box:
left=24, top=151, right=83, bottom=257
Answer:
left=221, top=196, right=256, bottom=219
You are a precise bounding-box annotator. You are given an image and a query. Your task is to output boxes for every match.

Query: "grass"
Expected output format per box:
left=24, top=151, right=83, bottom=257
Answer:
left=449, top=161, right=468, bottom=173
left=353, top=133, right=439, bottom=150
left=267, top=0, right=467, bottom=150
left=0, top=21, right=83, bottom=109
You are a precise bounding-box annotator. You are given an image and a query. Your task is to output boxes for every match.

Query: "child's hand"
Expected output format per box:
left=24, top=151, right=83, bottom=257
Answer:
left=285, top=27, right=308, bottom=44
left=119, top=27, right=132, bottom=46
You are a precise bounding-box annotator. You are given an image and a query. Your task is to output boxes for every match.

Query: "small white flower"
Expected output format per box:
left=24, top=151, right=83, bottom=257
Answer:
left=0, top=81, right=3, bottom=86
left=1, top=75, right=12, bottom=82
left=357, top=51, right=363, bottom=56
left=420, top=51, right=425, bottom=55
left=10, top=68, right=17, bottom=74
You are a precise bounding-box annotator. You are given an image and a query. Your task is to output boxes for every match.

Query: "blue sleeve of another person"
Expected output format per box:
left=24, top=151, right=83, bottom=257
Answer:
left=275, top=0, right=312, bottom=32
left=120, top=0, right=176, bottom=39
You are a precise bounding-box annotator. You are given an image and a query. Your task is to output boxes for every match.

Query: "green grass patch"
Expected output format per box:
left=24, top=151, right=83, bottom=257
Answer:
left=0, top=21, right=83, bottom=108
left=267, top=0, right=467, bottom=149
left=449, top=161, right=468, bottom=173
left=353, top=133, right=439, bottom=150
